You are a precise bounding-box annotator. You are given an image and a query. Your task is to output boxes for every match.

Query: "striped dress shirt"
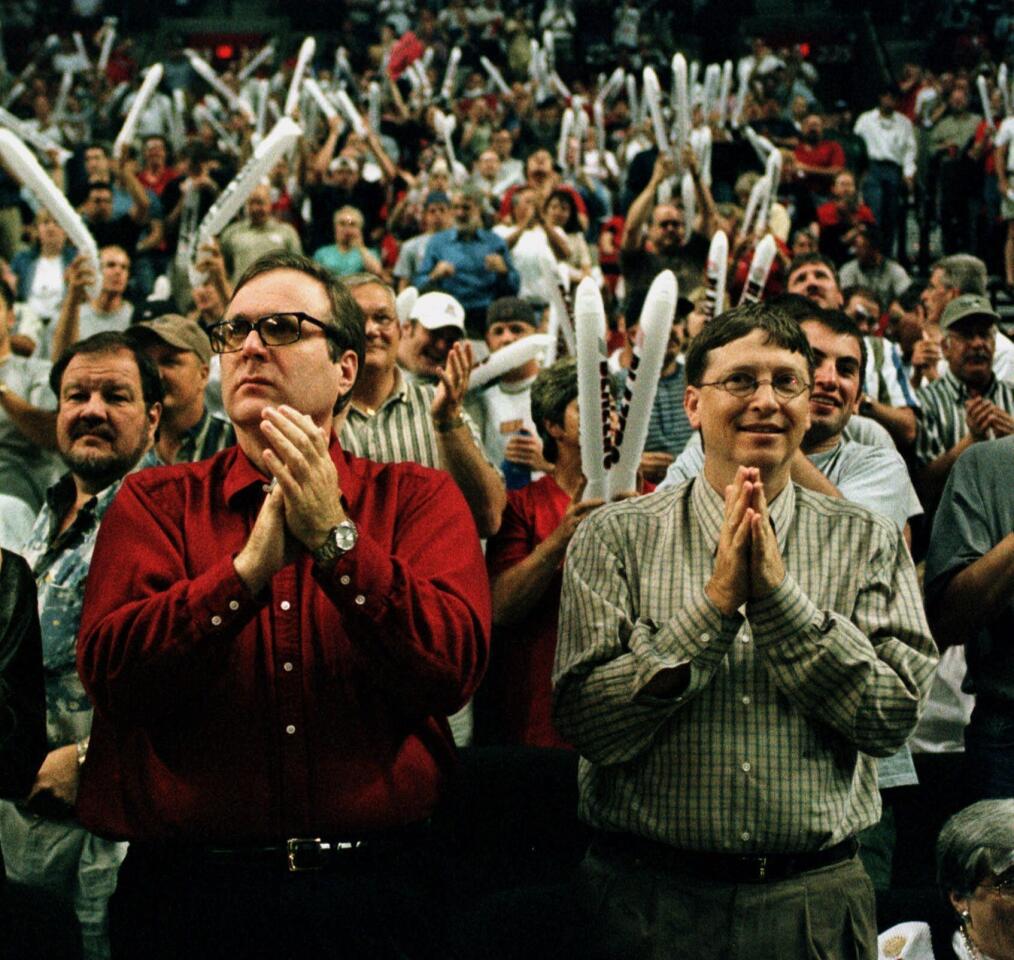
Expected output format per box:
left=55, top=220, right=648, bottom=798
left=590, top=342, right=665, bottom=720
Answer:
left=339, top=369, right=490, bottom=470
left=554, top=477, right=937, bottom=854
left=914, top=370, right=1014, bottom=466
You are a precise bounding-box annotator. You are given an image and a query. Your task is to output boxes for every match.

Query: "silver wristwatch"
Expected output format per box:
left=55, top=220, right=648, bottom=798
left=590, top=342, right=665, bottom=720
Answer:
left=312, top=519, right=358, bottom=566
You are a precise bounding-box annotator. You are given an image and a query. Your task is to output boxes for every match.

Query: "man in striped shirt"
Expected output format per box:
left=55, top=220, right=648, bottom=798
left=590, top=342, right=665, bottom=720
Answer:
left=554, top=302, right=937, bottom=960
left=914, top=293, right=1014, bottom=507
left=338, top=276, right=505, bottom=540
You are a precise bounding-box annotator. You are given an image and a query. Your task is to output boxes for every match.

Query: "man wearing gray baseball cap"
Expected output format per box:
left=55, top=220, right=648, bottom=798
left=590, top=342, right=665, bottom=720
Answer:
left=127, top=314, right=235, bottom=466
left=914, top=293, right=1014, bottom=506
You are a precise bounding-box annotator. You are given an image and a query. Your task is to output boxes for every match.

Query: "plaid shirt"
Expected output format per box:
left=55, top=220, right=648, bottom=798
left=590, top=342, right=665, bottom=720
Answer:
left=914, top=370, right=1014, bottom=466
left=554, top=477, right=937, bottom=853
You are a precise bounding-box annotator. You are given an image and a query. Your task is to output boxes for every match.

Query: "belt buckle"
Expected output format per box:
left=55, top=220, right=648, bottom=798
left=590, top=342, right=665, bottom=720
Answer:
left=287, top=838, right=328, bottom=872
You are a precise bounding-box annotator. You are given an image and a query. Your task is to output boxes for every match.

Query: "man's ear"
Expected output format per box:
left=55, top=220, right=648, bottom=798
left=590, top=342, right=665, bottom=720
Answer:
left=336, top=349, right=358, bottom=397
left=684, top=385, right=701, bottom=430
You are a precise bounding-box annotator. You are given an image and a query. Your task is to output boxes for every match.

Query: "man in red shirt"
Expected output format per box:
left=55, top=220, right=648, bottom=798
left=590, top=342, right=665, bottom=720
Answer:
left=482, top=357, right=604, bottom=747
left=794, top=114, right=846, bottom=197
left=76, top=252, right=490, bottom=959
left=816, top=170, right=876, bottom=266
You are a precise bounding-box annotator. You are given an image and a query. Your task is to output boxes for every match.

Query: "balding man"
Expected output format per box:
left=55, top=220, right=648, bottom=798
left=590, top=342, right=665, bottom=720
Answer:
left=219, top=183, right=302, bottom=283
left=920, top=254, right=1014, bottom=383
left=620, top=150, right=713, bottom=297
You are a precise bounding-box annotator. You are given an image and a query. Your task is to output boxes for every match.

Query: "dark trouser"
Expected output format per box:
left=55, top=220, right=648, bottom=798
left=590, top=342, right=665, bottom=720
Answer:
left=864, top=160, right=905, bottom=259
left=109, top=835, right=448, bottom=960
left=570, top=835, right=877, bottom=960
left=964, top=699, right=1014, bottom=801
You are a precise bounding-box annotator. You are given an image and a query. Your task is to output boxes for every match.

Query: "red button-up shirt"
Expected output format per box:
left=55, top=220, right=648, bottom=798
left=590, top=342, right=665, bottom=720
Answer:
left=76, top=438, right=490, bottom=842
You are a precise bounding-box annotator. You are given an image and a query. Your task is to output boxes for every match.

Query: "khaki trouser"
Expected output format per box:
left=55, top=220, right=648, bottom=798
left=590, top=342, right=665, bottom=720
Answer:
left=574, top=838, right=877, bottom=960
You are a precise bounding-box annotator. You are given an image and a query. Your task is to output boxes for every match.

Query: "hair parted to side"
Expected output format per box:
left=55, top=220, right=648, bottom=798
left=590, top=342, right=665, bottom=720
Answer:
left=937, top=799, right=1014, bottom=899
left=934, top=254, right=987, bottom=296
left=229, top=253, right=367, bottom=413
left=50, top=331, right=164, bottom=409
left=230, top=253, right=365, bottom=360
left=530, top=356, right=578, bottom=465
left=684, top=301, right=815, bottom=387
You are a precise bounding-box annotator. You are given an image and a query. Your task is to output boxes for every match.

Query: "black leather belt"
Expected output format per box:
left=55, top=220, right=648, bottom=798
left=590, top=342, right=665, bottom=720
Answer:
left=131, top=821, right=432, bottom=873
left=593, top=832, right=858, bottom=883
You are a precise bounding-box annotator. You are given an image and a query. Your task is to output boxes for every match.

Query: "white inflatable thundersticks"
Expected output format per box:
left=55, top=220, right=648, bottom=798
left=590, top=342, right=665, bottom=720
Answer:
left=575, top=277, right=610, bottom=501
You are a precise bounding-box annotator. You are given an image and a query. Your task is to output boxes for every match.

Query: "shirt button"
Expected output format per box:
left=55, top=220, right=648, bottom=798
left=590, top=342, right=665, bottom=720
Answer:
left=741, top=761, right=751, bottom=772
left=340, top=575, right=351, bottom=586
left=699, top=633, right=710, bottom=644
left=283, top=661, right=293, bottom=672
left=280, top=600, right=291, bottom=611
left=741, top=831, right=751, bottom=842
left=285, top=724, right=296, bottom=735
left=228, top=600, right=239, bottom=611
left=742, top=695, right=751, bottom=706
left=354, top=594, right=366, bottom=605
left=740, top=634, right=751, bottom=644
left=211, top=615, right=222, bottom=626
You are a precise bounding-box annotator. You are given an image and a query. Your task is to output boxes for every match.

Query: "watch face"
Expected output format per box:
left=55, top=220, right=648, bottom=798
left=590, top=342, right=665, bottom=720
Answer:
left=334, top=521, right=358, bottom=551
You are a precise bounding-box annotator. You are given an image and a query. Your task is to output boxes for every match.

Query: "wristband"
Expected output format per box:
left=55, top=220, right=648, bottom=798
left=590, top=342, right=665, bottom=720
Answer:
left=433, top=416, right=465, bottom=433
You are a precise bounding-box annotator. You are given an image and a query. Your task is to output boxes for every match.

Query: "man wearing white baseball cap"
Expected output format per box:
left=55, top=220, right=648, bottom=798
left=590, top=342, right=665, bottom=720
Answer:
left=398, top=290, right=467, bottom=385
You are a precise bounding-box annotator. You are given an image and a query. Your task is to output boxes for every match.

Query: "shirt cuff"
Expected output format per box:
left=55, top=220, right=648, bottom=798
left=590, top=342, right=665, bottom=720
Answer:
left=746, top=573, right=825, bottom=647
left=187, top=554, right=263, bottom=644
left=311, top=529, right=395, bottom=624
left=630, top=589, right=743, bottom=698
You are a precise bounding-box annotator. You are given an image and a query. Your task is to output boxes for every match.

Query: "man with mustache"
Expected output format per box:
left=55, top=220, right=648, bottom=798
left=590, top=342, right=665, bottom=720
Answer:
left=914, top=294, right=1014, bottom=506
left=0, top=331, right=161, bottom=959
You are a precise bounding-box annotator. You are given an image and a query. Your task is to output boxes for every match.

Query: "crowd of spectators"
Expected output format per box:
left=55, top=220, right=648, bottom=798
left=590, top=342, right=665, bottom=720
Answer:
left=2, top=1, right=1014, bottom=958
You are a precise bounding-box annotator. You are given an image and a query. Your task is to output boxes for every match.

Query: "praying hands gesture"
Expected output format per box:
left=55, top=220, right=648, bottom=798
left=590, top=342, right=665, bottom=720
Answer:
left=234, top=405, right=347, bottom=594
left=705, top=466, right=785, bottom=616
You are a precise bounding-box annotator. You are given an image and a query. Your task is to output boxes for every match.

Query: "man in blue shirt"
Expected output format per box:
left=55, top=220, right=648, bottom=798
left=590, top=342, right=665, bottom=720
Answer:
left=414, top=186, right=519, bottom=337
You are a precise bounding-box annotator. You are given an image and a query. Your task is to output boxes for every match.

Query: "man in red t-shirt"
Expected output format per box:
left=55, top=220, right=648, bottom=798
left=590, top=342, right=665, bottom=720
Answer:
left=482, top=357, right=604, bottom=748
left=794, top=114, right=846, bottom=197
left=816, top=170, right=876, bottom=266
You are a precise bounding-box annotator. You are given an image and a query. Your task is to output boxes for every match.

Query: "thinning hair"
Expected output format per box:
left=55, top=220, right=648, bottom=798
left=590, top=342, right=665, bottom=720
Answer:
left=684, top=301, right=815, bottom=387
left=937, top=800, right=1014, bottom=899
left=229, top=252, right=366, bottom=412
left=934, top=254, right=987, bottom=295
left=787, top=252, right=840, bottom=286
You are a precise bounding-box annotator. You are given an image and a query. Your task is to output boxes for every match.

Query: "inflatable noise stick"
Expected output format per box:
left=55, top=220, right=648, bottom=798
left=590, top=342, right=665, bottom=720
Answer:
left=606, top=270, right=677, bottom=500
left=284, top=37, right=316, bottom=118
left=0, top=129, right=99, bottom=297
left=0, top=106, right=71, bottom=166
left=113, top=63, right=164, bottom=160
left=185, top=48, right=254, bottom=121
left=575, top=277, right=610, bottom=501
left=703, top=230, right=729, bottom=320
left=238, top=43, right=276, bottom=83
left=304, top=78, right=337, bottom=121
left=672, top=53, right=690, bottom=154
left=739, top=234, right=778, bottom=306
left=978, top=75, right=994, bottom=126
left=643, top=67, right=670, bottom=155
left=480, top=56, right=512, bottom=98
left=441, top=46, right=462, bottom=102
left=467, top=334, right=551, bottom=391
left=717, top=60, right=733, bottom=129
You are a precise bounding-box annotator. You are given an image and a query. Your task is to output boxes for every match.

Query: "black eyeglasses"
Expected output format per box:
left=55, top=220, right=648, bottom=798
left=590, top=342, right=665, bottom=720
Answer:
left=699, top=372, right=811, bottom=400
left=207, top=312, right=335, bottom=354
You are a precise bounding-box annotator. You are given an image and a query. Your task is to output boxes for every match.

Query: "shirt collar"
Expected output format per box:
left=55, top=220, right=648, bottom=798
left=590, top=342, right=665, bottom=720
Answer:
left=690, top=472, right=796, bottom=556
left=942, top=367, right=997, bottom=401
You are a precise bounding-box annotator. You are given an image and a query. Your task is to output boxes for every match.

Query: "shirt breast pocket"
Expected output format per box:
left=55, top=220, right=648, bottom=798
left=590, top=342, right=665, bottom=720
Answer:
left=37, top=582, right=84, bottom=675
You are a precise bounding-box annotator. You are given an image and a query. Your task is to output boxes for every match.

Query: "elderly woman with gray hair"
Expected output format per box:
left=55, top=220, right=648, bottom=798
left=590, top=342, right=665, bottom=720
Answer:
left=937, top=799, right=1014, bottom=959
